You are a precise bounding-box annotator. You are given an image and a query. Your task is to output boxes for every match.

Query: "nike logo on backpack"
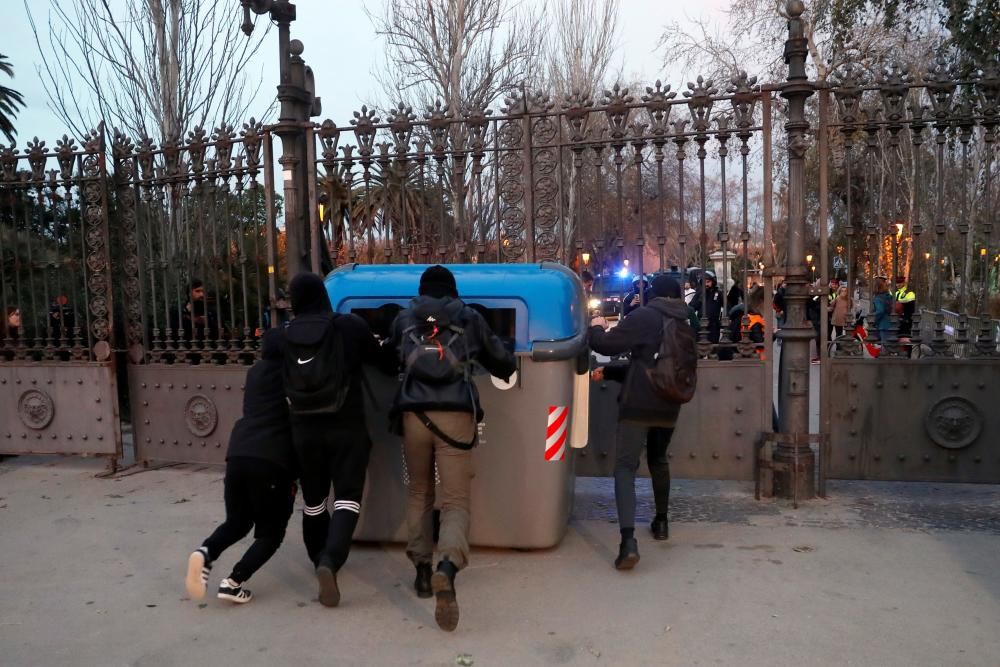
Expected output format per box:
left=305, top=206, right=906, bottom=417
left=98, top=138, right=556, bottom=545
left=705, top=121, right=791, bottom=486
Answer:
left=297, top=357, right=315, bottom=365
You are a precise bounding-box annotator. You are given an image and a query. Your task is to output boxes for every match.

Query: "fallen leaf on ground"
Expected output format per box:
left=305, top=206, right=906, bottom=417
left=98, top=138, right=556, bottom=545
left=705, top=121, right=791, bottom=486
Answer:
left=792, top=545, right=815, bottom=553
left=455, top=654, right=474, bottom=666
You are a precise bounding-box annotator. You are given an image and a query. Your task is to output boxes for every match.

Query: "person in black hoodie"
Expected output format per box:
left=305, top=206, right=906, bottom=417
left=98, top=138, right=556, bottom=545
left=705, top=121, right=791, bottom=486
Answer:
left=285, top=272, right=384, bottom=608
left=385, top=265, right=516, bottom=632
left=184, top=327, right=296, bottom=605
left=691, top=270, right=723, bottom=344
left=589, top=275, right=692, bottom=570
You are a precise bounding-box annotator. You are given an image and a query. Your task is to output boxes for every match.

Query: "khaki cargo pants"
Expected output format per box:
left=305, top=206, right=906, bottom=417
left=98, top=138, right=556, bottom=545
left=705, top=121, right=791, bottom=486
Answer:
left=402, top=411, right=476, bottom=570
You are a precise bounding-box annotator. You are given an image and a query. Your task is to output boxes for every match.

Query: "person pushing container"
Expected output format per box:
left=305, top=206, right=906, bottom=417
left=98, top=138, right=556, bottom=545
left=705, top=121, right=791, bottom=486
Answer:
left=383, top=265, right=516, bottom=632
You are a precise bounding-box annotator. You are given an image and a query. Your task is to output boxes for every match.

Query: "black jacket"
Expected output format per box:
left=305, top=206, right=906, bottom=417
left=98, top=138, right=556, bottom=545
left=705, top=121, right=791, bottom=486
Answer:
left=387, top=295, right=516, bottom=419
left=285, top=311, right=385, bottom=427
left=691, top=285, right=723, bottom=342
left=589, top=297, right=691, bottom=427
left=226, top=328, right=295, bottom=472
left=622, top=281, right=650, bottom=317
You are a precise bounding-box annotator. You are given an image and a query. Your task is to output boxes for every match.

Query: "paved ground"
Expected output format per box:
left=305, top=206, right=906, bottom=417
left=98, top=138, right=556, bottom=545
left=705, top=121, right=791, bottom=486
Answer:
left=1, top=457, right=998, bottom=667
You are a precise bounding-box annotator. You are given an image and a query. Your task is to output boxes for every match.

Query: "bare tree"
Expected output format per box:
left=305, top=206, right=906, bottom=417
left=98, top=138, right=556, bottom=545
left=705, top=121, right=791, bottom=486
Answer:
left=370, top=0, right=546, bottom=114
left=26, top=0, right=271, bottom=142
left=544, top=0, right=620, bottom=97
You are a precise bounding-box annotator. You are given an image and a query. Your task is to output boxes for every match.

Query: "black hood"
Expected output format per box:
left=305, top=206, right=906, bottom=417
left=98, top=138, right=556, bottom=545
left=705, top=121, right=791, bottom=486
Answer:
left=649, top=297, right=691, bottom=321
left=410, top=295, right=465, bottom=327
left=289, top=272, right=332, bottom=316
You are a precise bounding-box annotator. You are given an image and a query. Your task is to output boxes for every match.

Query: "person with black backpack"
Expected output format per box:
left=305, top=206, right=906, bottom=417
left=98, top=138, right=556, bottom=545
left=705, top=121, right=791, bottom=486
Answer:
left=589, top=275, right=697, bottom=570
left=384, top=265, right=516, bottom=632
left=283, top=272, right=384, bottom=608
left=184, top=327, right=296, bottom=605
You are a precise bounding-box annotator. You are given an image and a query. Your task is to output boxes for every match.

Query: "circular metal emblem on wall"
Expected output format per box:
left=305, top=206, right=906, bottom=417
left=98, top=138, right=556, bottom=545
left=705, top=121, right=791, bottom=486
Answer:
left=925, top=397, right=982, bottom=450
left=18, top=389, right=55, bottom=430
left=185, top=394, right=218, bottom=437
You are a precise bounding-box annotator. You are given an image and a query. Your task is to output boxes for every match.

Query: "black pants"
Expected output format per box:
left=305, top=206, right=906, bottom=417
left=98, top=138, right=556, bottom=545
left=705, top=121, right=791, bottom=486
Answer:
left=614, top=421, right=674, bottom=531
left=201, top=456, right=296, bottom=584
left=292, top=417, right=372, bottom=571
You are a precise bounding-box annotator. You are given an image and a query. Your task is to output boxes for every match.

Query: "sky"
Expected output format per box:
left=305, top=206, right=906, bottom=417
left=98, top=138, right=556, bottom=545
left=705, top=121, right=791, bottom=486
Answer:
left=3, top=0, right=732, bottom=145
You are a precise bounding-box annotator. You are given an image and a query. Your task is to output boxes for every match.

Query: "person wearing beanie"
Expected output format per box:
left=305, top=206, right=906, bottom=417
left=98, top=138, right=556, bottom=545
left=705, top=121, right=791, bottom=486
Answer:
left=284, top=272, right=386, bottom=608
left=184, top=327, right=296, bottom=605
left=383, top=265, right=516, bottom=631
left=589, top=273, right=695, bottom=570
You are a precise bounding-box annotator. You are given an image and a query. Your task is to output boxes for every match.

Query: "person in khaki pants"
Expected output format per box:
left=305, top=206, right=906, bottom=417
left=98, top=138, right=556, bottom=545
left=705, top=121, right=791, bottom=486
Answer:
left=385, top=266, right=515, bottom=632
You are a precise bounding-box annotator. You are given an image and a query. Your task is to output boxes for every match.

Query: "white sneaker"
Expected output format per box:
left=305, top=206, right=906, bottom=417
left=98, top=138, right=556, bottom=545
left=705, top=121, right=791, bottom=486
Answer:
left=217, top=578, right=253, bottom=604
left=185, top=548, right=211, bottom=600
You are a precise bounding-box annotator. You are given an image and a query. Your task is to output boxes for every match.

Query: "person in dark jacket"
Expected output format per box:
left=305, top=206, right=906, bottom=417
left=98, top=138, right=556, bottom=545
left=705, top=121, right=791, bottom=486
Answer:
left=621, top=277, right=650, bottom=317
left=691, top=270, right=723, bottom=344
left=285, top=272, right=384, bottom=608
left=384, top=265, right=516, bottom=632
left=589, top=275, right=692, bottom=570
left=871, top=276, right=894, bottom=348
left=184, top=327, right=296, bottom=605
left=170, top=279, right=222, bottom=346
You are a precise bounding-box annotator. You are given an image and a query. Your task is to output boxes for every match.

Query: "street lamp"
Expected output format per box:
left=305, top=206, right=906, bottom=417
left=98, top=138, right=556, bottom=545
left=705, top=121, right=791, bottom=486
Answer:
left=581, top=252, right=590, bottom=265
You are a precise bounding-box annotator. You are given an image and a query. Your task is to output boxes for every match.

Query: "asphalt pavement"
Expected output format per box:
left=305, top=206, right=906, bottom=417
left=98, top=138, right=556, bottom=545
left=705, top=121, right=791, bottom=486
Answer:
left=1, top=456, right=997, bottom=666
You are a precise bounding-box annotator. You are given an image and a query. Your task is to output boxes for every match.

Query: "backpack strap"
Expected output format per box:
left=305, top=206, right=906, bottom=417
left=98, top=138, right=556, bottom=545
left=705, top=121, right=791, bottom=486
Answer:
left=414, top=411, right=477, bottom=450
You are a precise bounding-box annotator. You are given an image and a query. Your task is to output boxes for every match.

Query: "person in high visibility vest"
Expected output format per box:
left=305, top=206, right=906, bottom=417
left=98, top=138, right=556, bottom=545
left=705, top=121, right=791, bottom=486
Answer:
left=728, top=286, right=767, bottom=359
left=893, top=276, right=916, bottom=339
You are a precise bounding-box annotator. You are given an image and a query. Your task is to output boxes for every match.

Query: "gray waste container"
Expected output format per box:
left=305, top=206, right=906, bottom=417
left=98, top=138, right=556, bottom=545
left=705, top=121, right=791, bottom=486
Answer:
left=325, top=262, right=588, bottom=549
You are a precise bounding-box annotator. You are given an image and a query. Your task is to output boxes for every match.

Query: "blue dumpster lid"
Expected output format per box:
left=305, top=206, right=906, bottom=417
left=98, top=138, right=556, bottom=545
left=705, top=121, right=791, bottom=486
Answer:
left=324, top=263, right=586, bottom=358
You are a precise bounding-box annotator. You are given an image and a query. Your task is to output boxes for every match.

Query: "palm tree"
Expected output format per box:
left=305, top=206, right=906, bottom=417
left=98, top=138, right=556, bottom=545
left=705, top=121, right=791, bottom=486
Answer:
left=0, top=54, right=25, bottom=144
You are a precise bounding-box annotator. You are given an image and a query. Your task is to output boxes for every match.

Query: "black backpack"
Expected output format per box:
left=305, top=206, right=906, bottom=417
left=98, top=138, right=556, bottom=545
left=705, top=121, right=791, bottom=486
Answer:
left=646, top=307, right=698, bottom=404
left=401, top=318, right=478, bottom=450
left=282, top=315, right=350, bottom=415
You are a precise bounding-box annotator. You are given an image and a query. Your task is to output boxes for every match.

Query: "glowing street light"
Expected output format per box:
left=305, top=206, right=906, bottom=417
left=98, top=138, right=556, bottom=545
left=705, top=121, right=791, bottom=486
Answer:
left=895, top=222, right=904, bottom=238
left=581, top=252, right=590, bottom=265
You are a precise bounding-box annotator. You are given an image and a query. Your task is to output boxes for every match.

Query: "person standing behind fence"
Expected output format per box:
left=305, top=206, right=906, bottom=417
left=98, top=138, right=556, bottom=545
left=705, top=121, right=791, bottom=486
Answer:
left=184, top=328, right=296, bottom=605
left=283, top=272, right=384, bottom=608
left=831, top=286, right=852, bottom=339
left=384, top=265, right=516, bottom=632
left=691, top=271, right=723, bottom=344
left=589, top=275, right=697, bottom=570
left=894, top=276, right=916, bottom=340
left=872, top=277, right=894, bottom=349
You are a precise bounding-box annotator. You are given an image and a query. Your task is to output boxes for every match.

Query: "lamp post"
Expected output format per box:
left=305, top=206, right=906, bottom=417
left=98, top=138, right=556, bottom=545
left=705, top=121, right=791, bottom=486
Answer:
left=240, top=0, right=322, bottom=276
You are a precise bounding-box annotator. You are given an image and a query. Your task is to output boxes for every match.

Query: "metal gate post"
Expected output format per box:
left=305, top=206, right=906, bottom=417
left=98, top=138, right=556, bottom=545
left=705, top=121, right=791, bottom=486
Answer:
left=774, top=0, right=816, bottom=499
left=818, top=89, right=831, bottom=497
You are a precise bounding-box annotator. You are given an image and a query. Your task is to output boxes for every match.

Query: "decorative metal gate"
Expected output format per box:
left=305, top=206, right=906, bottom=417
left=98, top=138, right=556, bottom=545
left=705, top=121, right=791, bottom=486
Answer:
left=817, top=59, right=1000, bottom=484
left=112, top=123, right=279, bottom=465
left=0, top=131, right=121, bottom=461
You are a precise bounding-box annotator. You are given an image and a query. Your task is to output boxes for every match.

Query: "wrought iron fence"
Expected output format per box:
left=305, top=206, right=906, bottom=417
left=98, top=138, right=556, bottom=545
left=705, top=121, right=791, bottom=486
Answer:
left=112, top=121, right=278, bottom=366
left=0, top=132, right=114, bottom=362
left=311, top=74, right=777, bottom=359
left=823, top=60, right=999, bottom=318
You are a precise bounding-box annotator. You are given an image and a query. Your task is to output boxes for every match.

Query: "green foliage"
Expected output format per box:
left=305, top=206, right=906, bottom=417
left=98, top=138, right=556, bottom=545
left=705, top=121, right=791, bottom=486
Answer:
left=829, top=0, right=1000, bottom=74
left=0, top=54, right=25, bottom=143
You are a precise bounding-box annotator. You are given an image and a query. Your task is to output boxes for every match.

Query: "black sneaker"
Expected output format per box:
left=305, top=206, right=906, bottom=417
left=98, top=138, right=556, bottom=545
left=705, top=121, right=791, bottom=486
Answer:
left=316, top=562, right=340, bottom=608
left=614, top=538, right=640, bottom=570
left=431, top=559, right=459, bottom=632
left=414, top=562, right=433, bottom=599
left=217, top=578, right=253, bottom=604
left=650, top=516, right=669, bottom=541
left=185, top=547, right=212, bottom=600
